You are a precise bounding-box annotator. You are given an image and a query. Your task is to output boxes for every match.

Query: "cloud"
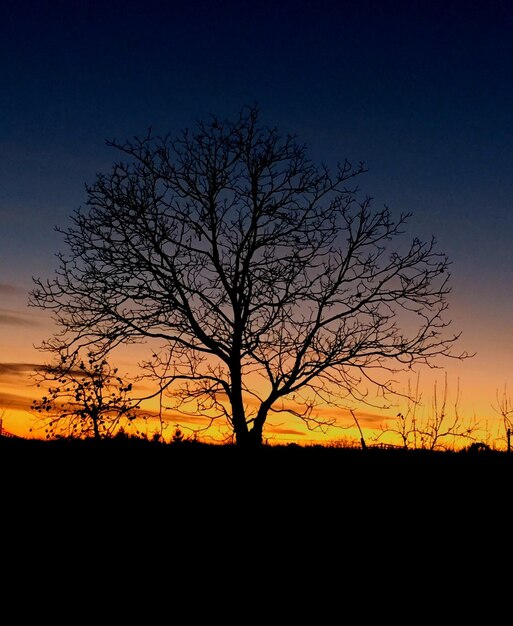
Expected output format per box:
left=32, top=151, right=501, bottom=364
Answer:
left=0, top=283, right=19, bottom=295
left=0, top=362, right=40, bottom=375
left=0, top=308, right=39, bottom=327
left=265, top=425, right=306, bottom=436
left=351, top=410, right=389, bottom=426
left=0, top=391, right=33, bottom=411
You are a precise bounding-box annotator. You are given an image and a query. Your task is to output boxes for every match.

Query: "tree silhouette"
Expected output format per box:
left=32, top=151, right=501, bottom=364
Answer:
left=495, top=387, right=513, bottom=452
left=30, top=105, right=465, bottom=447
left=375, top=373, right=477, bottom=450
left=31, top=353, right=140, bottom=440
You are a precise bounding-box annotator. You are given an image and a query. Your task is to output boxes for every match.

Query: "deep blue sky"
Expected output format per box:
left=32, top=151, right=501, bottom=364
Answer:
left=1, top=0, right=513, bottom=425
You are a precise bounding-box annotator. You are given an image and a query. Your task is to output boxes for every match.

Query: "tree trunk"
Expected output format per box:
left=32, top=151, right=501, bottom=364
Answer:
left=229, top=364, right=270, bottom=447
left=230, top=404, right=267, bottom=447
left=91, top=407, right=101, bottom=440
left=238, top=423, right=264, bottom=447
left=235, top=404, right=269, bottom=447
left=229, top=368, right=250, bottom=446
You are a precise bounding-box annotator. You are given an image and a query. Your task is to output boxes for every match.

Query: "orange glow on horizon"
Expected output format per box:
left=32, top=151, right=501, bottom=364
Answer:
left=0, top=359, right=507, bottom=450
left=0, top=298, right=509, bottom=449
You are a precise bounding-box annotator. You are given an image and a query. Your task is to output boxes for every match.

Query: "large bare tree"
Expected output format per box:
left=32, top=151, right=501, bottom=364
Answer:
left=30, top=105, right=465, bottom=446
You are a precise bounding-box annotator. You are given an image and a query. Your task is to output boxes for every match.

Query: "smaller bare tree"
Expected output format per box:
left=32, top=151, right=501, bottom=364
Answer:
left=494, top=387, right=513, bottom=452
left=375, top=373, right=478, bottom=450
left=31, top=352, right=141, bottom=440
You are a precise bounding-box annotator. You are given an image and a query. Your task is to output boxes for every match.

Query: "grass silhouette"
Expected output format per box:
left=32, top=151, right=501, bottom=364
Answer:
left=2, top=431, right=511, bottom=477
left=1, top=434, right=511, bottom=527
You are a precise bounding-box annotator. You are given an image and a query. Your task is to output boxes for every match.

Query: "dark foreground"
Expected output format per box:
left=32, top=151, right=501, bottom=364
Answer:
left=2, top=435, right=511, bottom=496
left=2, top=433, right=511, bottom=466
left=1, top=437, right=510, bottom=545
left=3, top=436, right=505, bottom=594
left=2, top=435, right=511, bottom=556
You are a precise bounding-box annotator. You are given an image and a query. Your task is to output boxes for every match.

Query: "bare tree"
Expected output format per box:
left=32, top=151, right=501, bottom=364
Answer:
left=375, top=373, right=477, bottom=450
left=29, top=105, right=466, bottom=447
left=494, top=387, right=513, bottom=452
left=31, top=353, right=140, bottom=440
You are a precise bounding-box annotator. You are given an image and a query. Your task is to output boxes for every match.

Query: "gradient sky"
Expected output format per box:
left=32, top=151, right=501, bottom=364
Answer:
left=1, top=0, right=513, bottom=443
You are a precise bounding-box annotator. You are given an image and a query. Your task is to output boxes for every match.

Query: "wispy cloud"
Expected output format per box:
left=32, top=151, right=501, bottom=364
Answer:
left=152, top=408, right=215, bottom=427
left=0, top=283, right=19, bottom=295
left=265, top=425, right=306, bottom=436
left=0, top=362, right=40, bottom=375
left=0, top=308, right=41, bottom=327
left=352, top=410, right=389, bottom=426
left=0, top=391, right=33, bottom=411
left=0, top=309, right=34, bottom=327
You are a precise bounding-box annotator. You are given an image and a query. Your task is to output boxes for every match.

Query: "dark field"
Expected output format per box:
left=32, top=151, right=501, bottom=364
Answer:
left=2, top=434, right=511, bottom=471
left=2, top=435, right=511, bottom=504
left=2, top=436, right=502, bottom=602
left=2, top=436, right=511, bottom=557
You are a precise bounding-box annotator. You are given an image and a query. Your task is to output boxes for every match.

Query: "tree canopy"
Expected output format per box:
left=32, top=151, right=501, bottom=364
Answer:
left=30, top=105, right=464, bottom=446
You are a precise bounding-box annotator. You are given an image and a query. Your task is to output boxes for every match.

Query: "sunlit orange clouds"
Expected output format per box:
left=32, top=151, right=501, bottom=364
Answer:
left=0, top=281, right=55, bottom=436
left=0, top=363, right=40, bottom=437
left=0, top=283, right=509, bottom=447
left=255, top=364, right=508, bottom=449
left=1, top=357, right=508, bottom=447
left=373, top=366, right=506, bottom=449
left=263, top=405, right=386, bottom=446
left=2, top=331, right=507, bottom=447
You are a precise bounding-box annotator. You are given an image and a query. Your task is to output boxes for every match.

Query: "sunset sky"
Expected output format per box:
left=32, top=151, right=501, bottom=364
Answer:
left=1, top=0, right=512, bottom=445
